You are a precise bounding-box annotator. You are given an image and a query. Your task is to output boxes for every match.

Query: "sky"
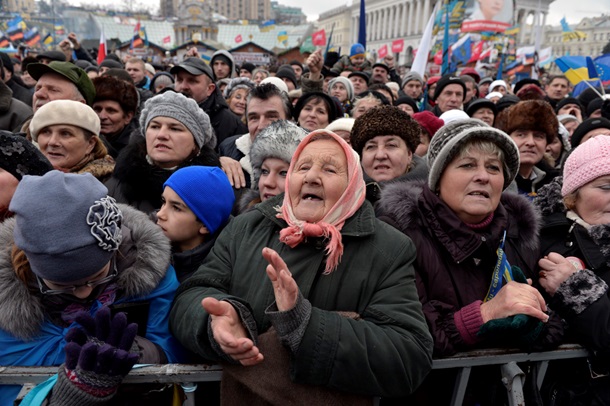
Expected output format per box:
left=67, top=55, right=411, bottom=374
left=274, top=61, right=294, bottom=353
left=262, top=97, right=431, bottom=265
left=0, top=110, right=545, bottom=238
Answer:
left=66, top=0, right=608, bottom=26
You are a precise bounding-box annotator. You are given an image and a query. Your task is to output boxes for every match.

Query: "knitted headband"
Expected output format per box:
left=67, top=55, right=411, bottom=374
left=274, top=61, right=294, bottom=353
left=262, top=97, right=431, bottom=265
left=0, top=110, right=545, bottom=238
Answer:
left=139, top=92, right=215, bottom=149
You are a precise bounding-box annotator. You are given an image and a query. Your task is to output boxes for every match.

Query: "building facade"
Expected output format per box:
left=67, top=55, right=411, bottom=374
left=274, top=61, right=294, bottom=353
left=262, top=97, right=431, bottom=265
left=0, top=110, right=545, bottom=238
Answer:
left=544, top=16, right=610, bottom=58
left=161, top=0, right=271, bottom=21
left=2, top=0, right=36, bottom=15
left=317, top=0, right=555, bottom=66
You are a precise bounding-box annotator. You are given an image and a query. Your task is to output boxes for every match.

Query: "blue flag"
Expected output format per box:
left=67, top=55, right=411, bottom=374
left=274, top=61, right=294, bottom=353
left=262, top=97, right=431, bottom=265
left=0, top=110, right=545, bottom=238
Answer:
left=358, top=0, right=366, bottom=48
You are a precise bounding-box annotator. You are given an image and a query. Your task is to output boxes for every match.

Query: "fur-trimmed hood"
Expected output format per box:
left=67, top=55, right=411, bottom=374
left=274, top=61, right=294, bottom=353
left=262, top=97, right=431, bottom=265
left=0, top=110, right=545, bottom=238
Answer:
left=377, top=179, right=540, bottom=254
left=0, top=204, right=171, bottom=340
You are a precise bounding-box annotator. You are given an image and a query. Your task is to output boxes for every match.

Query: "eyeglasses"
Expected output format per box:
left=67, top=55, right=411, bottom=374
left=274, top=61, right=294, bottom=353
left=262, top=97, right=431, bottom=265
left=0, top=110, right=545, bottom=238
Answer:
left=37, top=260, right=118, bottom=296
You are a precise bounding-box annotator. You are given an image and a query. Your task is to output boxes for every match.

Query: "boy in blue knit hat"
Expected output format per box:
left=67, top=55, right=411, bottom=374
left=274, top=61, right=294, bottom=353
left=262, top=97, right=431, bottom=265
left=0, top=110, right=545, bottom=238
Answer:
left=330, top=42, right=372, bottom=75
left=157, top=166, right=235, bottom=282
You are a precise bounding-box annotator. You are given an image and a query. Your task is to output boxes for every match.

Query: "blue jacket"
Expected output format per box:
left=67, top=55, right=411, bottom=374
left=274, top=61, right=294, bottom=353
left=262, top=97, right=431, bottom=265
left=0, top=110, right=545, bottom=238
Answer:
left=0, top=204, right=188, bottom=404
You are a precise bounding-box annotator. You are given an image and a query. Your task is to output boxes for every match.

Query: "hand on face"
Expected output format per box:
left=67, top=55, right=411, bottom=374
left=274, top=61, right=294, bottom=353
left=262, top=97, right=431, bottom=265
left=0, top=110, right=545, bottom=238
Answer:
left=202, top=297, right=264, bottom=366
left=480, top=280, right=549, bottom=323
left=262, top=247, right=298, bottom=311
left=538, top=252, right=581, bottom=296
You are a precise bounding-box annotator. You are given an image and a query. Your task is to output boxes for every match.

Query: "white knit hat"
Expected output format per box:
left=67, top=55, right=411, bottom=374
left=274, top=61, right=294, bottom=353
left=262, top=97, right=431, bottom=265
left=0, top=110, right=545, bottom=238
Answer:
left=260, top=76, right=289, bottom=94
left=29, top=100, right=100, bottom=141
left=326, top=118, right=356, bottom=134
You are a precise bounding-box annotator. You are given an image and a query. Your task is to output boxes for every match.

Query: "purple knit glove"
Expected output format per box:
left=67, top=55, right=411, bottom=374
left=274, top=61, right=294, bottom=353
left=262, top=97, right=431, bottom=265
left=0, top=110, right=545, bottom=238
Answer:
left=63, top=306, right=139, bottom=397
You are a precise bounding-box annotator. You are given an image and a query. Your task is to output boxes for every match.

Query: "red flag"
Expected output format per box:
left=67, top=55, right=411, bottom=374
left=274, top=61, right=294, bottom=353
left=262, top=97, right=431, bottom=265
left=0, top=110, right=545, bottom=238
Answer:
left=468, top=41, right=483, bottom=63
left=134, top=20, right=141, bottom=34
left=235, top=34, right=242, bottom=43
left=97, top=31, right=106, bottom=66
left=378, top=44, right=388, bottom=59
left=391, top=39, right=404, bottom=53
left=162, top=35, right=171, bottom=44
left=434, top=49, right=443, bottom=66
left=312, top=29, right=326, bottom=46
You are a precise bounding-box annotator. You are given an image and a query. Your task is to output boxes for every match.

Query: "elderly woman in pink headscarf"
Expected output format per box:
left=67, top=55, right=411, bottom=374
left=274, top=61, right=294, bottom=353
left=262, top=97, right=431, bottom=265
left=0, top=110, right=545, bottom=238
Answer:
left=170, top=130, right=432, bottom=403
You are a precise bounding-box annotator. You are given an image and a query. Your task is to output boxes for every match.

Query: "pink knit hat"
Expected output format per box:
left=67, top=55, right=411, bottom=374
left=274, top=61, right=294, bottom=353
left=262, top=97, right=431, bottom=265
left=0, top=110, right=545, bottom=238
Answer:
left=562, top=135, right=610, bottom=196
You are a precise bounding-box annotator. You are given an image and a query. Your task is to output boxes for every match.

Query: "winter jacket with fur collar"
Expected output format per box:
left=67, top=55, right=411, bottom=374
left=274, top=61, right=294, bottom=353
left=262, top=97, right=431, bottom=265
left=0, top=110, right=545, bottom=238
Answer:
left=377, top=180, right=552, bottom=356
left=106, top=136, right=220, bottom=214
left=536, top=176, right=610, bottom=354
left=0, top=204, right=187, bottom=404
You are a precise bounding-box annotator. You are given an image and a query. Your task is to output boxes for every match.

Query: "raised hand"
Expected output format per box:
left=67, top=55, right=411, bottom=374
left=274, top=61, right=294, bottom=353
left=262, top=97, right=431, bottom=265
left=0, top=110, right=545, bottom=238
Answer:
left=262, top=247, right=299, bottom=312
left=202, top=297, right=263, bottom=366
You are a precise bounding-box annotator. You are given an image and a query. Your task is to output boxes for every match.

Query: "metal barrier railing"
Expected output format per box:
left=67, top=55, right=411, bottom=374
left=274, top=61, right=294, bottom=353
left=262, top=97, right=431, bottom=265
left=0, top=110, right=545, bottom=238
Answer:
left=1, top=344, right=590, bottom=406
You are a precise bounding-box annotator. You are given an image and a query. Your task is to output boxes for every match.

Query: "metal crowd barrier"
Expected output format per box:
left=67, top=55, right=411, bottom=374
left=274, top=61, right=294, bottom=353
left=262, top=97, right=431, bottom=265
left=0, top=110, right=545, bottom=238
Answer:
left=0, top=344, right=590, bottom=406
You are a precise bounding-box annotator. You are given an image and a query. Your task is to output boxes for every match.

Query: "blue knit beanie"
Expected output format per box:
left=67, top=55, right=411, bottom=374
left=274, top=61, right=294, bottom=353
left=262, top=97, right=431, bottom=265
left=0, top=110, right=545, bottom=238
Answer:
left=350, top=43, right=365, bottom=58
left=10, top=171, right=122, bottom=283
left=163, top=166, right=234, bottom=234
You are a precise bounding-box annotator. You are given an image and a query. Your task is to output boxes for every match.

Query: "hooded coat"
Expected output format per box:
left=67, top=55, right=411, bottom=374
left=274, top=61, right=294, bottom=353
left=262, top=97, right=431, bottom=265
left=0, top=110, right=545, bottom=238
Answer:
left=376, top=181, right=560, bottom=356
left=0, top=204, right=187, bottom=404
left=170, top=195, right=433, bottom=398
left=210, top=50, right=237, bottom=80
left=377, top=180, right=564, bottom=404
left=105, top=136, right=220, bottom=214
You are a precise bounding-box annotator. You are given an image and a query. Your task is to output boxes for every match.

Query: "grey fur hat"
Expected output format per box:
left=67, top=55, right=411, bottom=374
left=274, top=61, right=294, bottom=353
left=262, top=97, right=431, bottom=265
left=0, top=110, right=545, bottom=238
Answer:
left=223, top=77, right=255, bottom=99
left=139, top=91, right=216, bottom=149
left=427, top=118, right=520, bottom=192
left=10, top=171, right=122, bottom=283
left=249, top=120, right=307, bottom=190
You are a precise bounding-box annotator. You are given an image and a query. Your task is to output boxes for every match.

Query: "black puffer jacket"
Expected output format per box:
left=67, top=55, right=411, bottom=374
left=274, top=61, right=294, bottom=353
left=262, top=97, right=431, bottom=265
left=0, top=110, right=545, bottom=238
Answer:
left=106, top=136, right=220, bottom=214
left=536, top=177, right=610, bottom=352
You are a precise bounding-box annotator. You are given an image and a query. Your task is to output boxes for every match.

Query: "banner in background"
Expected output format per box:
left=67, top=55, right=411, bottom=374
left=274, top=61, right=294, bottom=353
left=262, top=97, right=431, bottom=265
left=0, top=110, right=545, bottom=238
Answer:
left=461, top=0, right=514, bottom=33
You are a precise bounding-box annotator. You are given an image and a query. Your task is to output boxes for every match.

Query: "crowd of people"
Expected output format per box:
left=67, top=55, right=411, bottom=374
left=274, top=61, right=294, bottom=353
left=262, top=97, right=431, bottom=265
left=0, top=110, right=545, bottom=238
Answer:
left=0, top=35, right=610, bottom=405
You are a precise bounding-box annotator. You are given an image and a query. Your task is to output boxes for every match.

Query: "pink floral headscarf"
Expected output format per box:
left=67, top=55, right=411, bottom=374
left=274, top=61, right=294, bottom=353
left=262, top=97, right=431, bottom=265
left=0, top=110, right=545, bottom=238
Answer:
left=277, top=129, right=366, bottom=274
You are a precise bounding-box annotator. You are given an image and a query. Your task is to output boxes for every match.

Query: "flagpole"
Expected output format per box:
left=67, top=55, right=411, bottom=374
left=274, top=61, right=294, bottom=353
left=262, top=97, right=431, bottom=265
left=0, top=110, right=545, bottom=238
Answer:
left=441, top=0, right=450, bottom=75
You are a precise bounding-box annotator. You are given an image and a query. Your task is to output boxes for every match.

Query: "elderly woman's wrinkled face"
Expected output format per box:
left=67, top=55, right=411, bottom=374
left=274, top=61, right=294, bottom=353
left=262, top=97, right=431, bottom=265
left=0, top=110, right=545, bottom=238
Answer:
left=289, top=139, right=348, bottom=223
left=439, top=145, right=504, bottom=224
left=228, top=88, right=249, bottom=117
left=572, top=175, right=610, bottom=225
left=0, top=168, right=18, bottom=208
left=298, top=99, right=330, bottom=132
left=259, top=157, right=290, bottom=201
left=37, top=124, right=96, bottom=171
left=146, top=116, right=197, bottom=168
left=362, top=135, right=412, bottom=182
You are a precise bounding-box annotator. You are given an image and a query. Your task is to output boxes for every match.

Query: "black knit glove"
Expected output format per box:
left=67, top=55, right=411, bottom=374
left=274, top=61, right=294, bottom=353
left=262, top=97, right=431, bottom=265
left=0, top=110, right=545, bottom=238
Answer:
left=61, top=306, right=139, bottom=399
